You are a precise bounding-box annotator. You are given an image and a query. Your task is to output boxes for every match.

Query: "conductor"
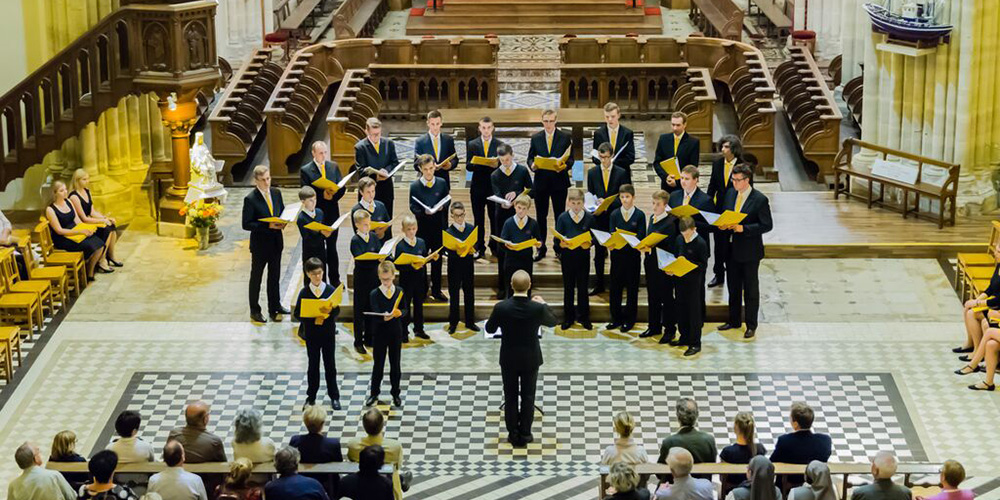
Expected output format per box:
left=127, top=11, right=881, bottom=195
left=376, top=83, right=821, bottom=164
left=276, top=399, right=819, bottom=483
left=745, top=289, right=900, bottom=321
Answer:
left=485, top=270, right=558, bottom=448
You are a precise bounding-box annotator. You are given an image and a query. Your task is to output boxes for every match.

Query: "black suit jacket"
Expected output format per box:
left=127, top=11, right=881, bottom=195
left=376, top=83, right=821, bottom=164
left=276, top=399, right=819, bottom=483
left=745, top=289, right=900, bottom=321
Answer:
left=300, top=160, right=346, bottom=223
left=653, top=132, right=700, bottom=191
left=527, top=129, right=573, bottom=191
left=586, top=165, right=628, bottom=228
left=706, top=157, right=754, bottom=209
left=769, top=430, right=833, bottom=465
left=486, top=296, right=558, bottom=370
left=242, top=187, right=285, bottom=255
left=668, top=188, right=715, bottom=250
left=354, top=137, right=399, bottom=197
left=721, top=188, right=772, bottom=263
left=592, top=124, right=636, bottom=171
left=466, top=136, right=504, bottom=195
left=413, top=132, right=458, bottom=184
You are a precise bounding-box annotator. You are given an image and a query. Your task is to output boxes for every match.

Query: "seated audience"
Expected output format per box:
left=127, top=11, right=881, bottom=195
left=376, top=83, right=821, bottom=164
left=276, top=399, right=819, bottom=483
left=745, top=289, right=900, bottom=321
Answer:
left=920, top=460, right=972, bottom=500
left=788, top=462, right=837, bottom=500
left=45, top=180, right=108, bottom=280
left=657, top=398, right=717, bottom=482
left=49, top=430, right=88, bottom=486
left=264, top=446, right=330, bottom=500
left=0, top=208, right=28, bottom=279
left=76, top=450, right=139, bottom=500
left=654, top=448, right=715, bottom=500
left=849, top=452, right=911, bottom=500
left=290, top=405, right=343, bottom=463
left=602, top=410, right=649, bottom=465
left=232, top=407, right=276, bottom=463
left=148, top=441, right=208, bottom=500
left=107, top=410, right=155, bottom=464
left=348, top=408, right=404, bottom=499
left=167, top=400, right=227, bottom=463
left=338, top=445, right=393, bottom=500
left=213, top=457, right=263, bottom=500
left=956, top=246, right=1000, bottom=355
left=725, top=456, right=783, bottom=500
left=8, top=441, right=75, bottom=500
left=955, top=325, right=1000, bottom=391
left=604, top=462, right=651, bottom=500
left=769, top=403, right=831, bottom=489
left=720, top=412, right=767, bottom=496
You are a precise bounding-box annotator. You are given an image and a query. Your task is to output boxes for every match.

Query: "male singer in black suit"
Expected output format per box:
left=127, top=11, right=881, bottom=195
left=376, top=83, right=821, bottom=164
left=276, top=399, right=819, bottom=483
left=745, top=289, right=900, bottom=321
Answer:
left=301, top=141, right=346, bottom=286
left=413, top=109, right=457, bottom=187
left=467, top=117, right=503, bottom=256
left=639, top=190, right=678, bottom=342
left=718, top=165, right=773, bottom=339
left=586, top=143, right=628, bottom=295
left=706, top=135, right=746, bottom=288
left=592, top=102, right=636, bottom=184
left=527, top=108, right=573, bottom=261
left=409, top=154, right=450, bottom=300
left=669, top=165, right=716, bottom=247
left=485, top=270, right=558, bottom=448
left=242, top=165, right=290, bottom=323
left=653, top=111, right=700, bottom=193
left=354, top=117, right=399, bottom=215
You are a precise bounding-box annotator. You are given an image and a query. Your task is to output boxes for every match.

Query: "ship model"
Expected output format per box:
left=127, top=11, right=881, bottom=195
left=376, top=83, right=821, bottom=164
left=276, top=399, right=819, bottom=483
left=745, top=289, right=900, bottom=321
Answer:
left=863, top=0, right=952, bottom=47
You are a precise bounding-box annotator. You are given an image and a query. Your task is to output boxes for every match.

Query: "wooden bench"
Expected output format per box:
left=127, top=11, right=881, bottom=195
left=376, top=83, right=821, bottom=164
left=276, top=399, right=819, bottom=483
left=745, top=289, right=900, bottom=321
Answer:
left=326, top=68, right=382, bottom=172
left=47, top=461, right=394, bottom=484
left=828, top=54, right=843, bottom=88
left=280, top=0, right=331, bottom=42
left=748, top=0, right=792, bottom=38
left=956, top=221, right=999, bottom=300
left=774, top=46, right=842, bottom=183
left=833, top=138, right=960, bottom=229
left=600, top=462, right=942, bottom=500
left=690, top=0, right=744, bottom=41
left=440, top=107, right=604, bottom=160
left=333, top=0, right=389, bottom=40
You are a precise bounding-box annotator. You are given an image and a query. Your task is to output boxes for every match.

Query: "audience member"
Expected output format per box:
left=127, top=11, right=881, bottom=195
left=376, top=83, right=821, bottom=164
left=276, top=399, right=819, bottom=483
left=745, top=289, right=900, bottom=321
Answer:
left=8, top=441, right=75, bottom=500
left=338, top=445, right=394, bottom=500
left=49, top=430, right=88, bottom=486
left=849, top=452, right=912, bottom=500
left=107, top=411, right=155, bottom=463
left=654, top=448, right=716, bottom=500
left=290, top=405, right=343, bottom=463
left=263, top=446, right=330, bottom=500
left=212, top=457, right=263, bottom=500
left=657, top=398, right=717, bottom=482
left=76, top=450, right=139, bottom=500
left=604, top=462, right=651, bottom=500
left=920, top=460, right=973, bottom=500
left=720, top=412, right=767, bottom=495
left=347, top=408, right=404, bottom=499
left=147, top=441, right=208, bottom=500
left=788, top=462, right=837, bottom=500
left=602, top=411, right=650, bottom=466
left=769, top=403, right=831, bottom=489
left=232, top=407, right=276, bottom=463
left=166, top=401, right=227, bottom=463
left=725, top=456, right=783, bottom=500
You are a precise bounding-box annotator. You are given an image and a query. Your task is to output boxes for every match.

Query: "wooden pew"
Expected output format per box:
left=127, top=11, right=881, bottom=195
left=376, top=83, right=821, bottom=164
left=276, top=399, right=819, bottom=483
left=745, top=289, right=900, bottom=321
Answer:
left=828, top=54, right=843, bottom=87
left=326, top=69, right=382, bottom=172
left=672, top=68, right=717, bottom=154
left=47, top=461, right=394, bottom=487
left=774, top=46, right=842, bottom=183
left=842, top=75, right=863, bottom=126
left=748, top=0, right=792, bottom=38
left=280, top=0, right=332, bottom=42
left=208, top=48, right=283, bottom=183
left=333, top=0, right=390, bottom=40
left=689, top=0, right=744, bottom=41
left=833, top=138, right=960, bottom=229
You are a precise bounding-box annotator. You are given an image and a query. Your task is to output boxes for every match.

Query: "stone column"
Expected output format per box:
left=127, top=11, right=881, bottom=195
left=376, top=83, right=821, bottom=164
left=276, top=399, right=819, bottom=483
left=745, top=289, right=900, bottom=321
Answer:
left=156, top=97, right=199, bottom=236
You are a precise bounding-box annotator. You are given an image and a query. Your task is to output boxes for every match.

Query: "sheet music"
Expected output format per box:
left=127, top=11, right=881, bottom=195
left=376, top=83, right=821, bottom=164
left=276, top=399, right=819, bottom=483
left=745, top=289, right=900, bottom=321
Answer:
left=487, top=195, right=513, bottom=209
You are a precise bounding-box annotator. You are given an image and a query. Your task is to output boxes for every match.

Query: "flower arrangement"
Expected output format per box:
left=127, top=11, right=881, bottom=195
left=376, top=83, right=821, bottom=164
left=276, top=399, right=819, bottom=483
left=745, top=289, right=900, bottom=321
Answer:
left=180, top=200, right=223, bottom=228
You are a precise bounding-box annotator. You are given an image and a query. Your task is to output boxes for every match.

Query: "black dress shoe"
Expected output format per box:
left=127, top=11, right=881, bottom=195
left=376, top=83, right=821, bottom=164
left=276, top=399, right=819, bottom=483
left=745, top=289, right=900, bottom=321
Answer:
left=533, top=248, right=547, bottom=262
left=684, top=346, right=701, bottom=356
left=364, top=395, right=378, bottom=407
left=415, top=330, right=430, bottom=340
left=658, top=334, right=675, bottom=345
left=354, top=344, right=367, bottom=355
left=250, top=312, right=267, bottom=323
left=273, top=306, right=291, bottom=315
left=392, top=396, right=403, bottom=408
left=467, top=323, right=481, bottom=332
left=708, top=275, right=724, bottom=288
left=955, top=365, right=979, bottom=375
left=605, top=322, right=622, bottom=330
left=620, top=324, right=634, bottom=333
left=959, top=355, right=972, bottom=362
left=588, top=286, right=605, bottom=296
left=107, top=258, right=124, bottom=267
left=744, top=329, right=756, bottom=339
left=638, top=329, right=658, bottom=338
left=561, top=321, right=573, bottom=330
left=718, top=323, right=738, bottom=331
left=669, top=338, right=684, bottom=347
left=447, top=324, right=457, bottom=335
left=431, top=291, right=448, bottom=302
left=969, top=382, right=996, bottom=391
left=523, top=434, right=534, bottom=443
left=270, top=311, right=284, bottom=322
left=580, top=321, right=593, bottom=330
left=331, top=400, right=342, bottom=411
left=953, top=346, right=975, bottom=353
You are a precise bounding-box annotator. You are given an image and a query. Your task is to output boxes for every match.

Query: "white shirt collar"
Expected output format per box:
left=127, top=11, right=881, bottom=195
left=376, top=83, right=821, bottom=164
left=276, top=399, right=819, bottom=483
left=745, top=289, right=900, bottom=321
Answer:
left=515, top=214, right=527, bottom=227
left=571, top=208, right=584, bottom=222
left=257, top=187, right=270, bottom=199
left=304, top=208, right=316, bottom=218
left=421, top=176, right=435, bottom=188
left=380, top=283, right=395, bottom=297
left=652, top=211, right=667, bottom=223
left=453, top=222, right=466, bottom=232
left=684, top=188, right=696, bottom=199
left=309, top=282, right=325, bottom=297
left=684, top=231, right=697, bottom=243
left=405, top=235, right=417, bottom=246
left=738, top=186, right=754, bottom=197
left=358, top=231, right=369, bottom=241
left=501, top=162, right=515, bottom=175
left=621, top=206, right=634, bottom=221
left=361, top=199, right=375, bottom=212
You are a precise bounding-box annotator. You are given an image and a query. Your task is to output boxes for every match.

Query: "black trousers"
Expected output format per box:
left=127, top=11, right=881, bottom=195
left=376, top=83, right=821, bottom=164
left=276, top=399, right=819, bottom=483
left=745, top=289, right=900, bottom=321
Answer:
left=305, top=337, right=339, bottom=402
left=400, top=270, right=426, bottom=334
left=249, top=250, right=281, bottom=315
left=448, top=261, right=475, bottom=326
left=370, top=329, right=402, bottom=398
left=592, top=214, right=611, bottom=288
left=610, top=251, right=640, bottom=325
left=353, top=276, right=378, bottom=347
left=676, top=273, right=706, bottom=347
left=713, top=229, right=729, bottom=278
left=560, top=250, right=590, bottom=324
left=471, top=185, right=492, bottom=253
left=504, top=254, right=533, bottom=297
left=534, top=186, right=567, bottom=251
left=726, top=258, right=761, bottom=329
left=501, top=365, right=539, bottom=441
left=375, top=181, right=394, bottom=216
left=646, top=260, right=675, bottom=336
left=494, top=207, right=515, bottom=294
left=417, top=223, right=444, bottom=293
left=326, top=231, right=341, bottom=286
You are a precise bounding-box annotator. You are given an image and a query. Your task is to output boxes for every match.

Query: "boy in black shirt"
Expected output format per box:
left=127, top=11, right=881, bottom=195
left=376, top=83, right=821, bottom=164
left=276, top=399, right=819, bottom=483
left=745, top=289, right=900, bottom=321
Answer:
left=445, top=202, right=479, bottom=335
left=293, top=257, right=341, bottom=409
left=395, top=215, right=434, bottom=341
left=296, top=186, right=332, bottom=286
left=671, top=216, right=710, bottom=356
left=499, top=194, right=542, bottom=298
left=640, top=189, right=679, bottom=342
left=365, top=260, right=406, bottom=408
left=554, top=188, right=594, bottom=330
left=409, top=154, right=450, bottom=301
left=607, top=184, right=645, bottom=332
left=350, top=210, right=382, bottom=355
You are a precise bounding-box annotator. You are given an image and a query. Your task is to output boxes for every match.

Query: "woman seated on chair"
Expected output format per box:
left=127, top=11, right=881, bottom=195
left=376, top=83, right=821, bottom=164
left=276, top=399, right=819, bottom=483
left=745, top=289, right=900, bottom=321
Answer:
left=45, top=180, right=108, bottom=281
left=956, top=240, right=1000, bottom=356
left=956, top=321, right=1000, bottom=391
left=0, top=208, right=28, bottom=279
left=68, top=168, right=122, bottom=268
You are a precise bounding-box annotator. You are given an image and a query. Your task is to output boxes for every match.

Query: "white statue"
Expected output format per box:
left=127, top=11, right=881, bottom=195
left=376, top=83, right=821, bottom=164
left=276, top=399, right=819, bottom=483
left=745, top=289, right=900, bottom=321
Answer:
left=185, top=132, right=228, bottom=203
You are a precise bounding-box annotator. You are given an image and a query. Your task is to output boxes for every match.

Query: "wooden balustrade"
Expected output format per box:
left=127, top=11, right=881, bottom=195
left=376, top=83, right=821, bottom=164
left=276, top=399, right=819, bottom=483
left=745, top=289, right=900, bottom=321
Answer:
left=208, top=48, right=283, bottom=183
left=672, top=68, right=716, bottom=153
left=690, top=0, right=744, bottom=41
left=843, top=75, right=863, bottom=126
left=828, top=54, right=843, bottom=87
left=774, top=46, right=842, bottom=183
left=326, top=69, right=382, bottom=171
left=333, top=0, right=390, bottom=40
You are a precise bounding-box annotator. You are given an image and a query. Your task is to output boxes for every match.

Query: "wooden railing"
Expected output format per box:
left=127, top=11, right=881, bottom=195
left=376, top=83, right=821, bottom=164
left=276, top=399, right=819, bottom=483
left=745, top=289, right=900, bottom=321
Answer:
left=333, top=0, right=390, bottom=40
left=326, top=69, right=382, bottom=170
left=690, top=0, right=744, bottom=41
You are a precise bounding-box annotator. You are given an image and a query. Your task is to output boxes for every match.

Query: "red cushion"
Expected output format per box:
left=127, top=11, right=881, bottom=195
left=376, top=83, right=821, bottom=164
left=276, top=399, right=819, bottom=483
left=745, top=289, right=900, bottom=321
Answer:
left=410, top=7, right=425, bottom=15
left=426, top=0, right=443, bottom=6
left=644, top=6, right=659, bottom=15
left=791, top=30, right=816, bottom=39
left=264, top=31, right=289, bottom=43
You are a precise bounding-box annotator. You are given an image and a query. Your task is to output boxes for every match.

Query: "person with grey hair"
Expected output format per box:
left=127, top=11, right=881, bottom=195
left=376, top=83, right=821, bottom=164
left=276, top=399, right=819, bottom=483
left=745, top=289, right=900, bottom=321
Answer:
left=166, top=401, right=226, bottom=463
left=7, top=442, right=75, bottom=500
left=849, top=452, right=912, bottom=500
left=655, top=448, right=716, bottom=500
left=264, top=446, right=329, bottom=500
left=656, top=398, right=717, bottom=482
left=604, top=462, right=651, bottom=500
left=232, top=407, right=276, bottom=463
left=147, top=441, right=207, bottom=500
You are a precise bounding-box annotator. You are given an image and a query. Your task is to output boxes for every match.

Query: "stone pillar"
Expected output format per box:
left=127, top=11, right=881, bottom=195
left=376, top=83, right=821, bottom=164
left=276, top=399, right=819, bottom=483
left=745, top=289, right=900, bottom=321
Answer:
left=156, top=97, right=199, bottom=236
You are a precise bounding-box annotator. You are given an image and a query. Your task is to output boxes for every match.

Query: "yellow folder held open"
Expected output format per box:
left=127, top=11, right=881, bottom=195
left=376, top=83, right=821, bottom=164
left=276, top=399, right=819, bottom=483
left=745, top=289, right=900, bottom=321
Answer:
left=491, top=235, right=538, bottom=251
left=394, top=246, right=443, bottom=267
left=471, top=156, right=499, bottom=168
left=304, top=221, right=334, bottom=232
left=590, top=229, right=634, bottom=251
left=552, top=229, right=592, bottom=250
left=300, top=284, right=345, bottom=320
left=631, top=232, right=668, bottom=250
left=669, top=204, right=701, bottom=218
left=312, top=170, right=355, bottom=192
left=710, top=210, right=747, bottom=227
left=661, top=255, right=697, bottom=277
left=659, top=157, right=681, bottom=178
left=370, top=220, right=392, bottom=230
left=586, top=193, right=619, bottom=216
left=534, top=149, right=571, bottom=172
left=442, top=227, right=478, bottom=257
left=438, top=153, right=457, bottom=166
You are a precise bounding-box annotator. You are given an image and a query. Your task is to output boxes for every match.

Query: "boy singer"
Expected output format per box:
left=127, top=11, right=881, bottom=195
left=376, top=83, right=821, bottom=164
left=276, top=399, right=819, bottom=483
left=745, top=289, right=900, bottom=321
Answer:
left=395, top=215, right=432, bottom=341
left=607, top=184, right=645, bottom=333
left=586, top=142, right=627, bottom=296
left=640, top=190, right=679, bottom=343
left=296, top=186, right=332, bottom=286
left=350, top=210, right=382, bottom=355
left=671, top=216, right=709, bottom=356
left=409, top=154, right=449, bottom=301
left=500, top=194, right=542, bottom=298
left=491, top=143, right=533, bottom=299
left=446, top=202, right=479, bottom=335
left=365, top=260, right=406, bottom=409
left=555, top=188, right=594, bottom=330
left=293, top=257, right=341, bottom=409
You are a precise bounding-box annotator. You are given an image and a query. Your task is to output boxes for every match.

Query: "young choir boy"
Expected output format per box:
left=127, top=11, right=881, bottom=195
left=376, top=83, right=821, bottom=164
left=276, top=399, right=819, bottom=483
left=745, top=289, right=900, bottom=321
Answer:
left=352, top=177, right=391, bottom=242
left=499, top=194, right=542, bottom=298
left=445, top=202, right=479, bottom=334
left=409, top=154, right=450, bottom=301
left=640, top=190, right=679, bottom=343
left=607, top=184, right=645, bottom=333
left=670, top=216, right=709, bottom=356
left=395, top=215, right=432, bottom=341
left=555, top=188, right=594, bottom=330
left=296, top=186, right=332, bottom=286
left=350, top=210, right=382, bottom=355
left=586, top=142, right=628, bottom=295
left=491, top=143, right=533, bottom=299
left=293, top=257, right=341, bottom=409
left=366, top=261, right=406, bottom=409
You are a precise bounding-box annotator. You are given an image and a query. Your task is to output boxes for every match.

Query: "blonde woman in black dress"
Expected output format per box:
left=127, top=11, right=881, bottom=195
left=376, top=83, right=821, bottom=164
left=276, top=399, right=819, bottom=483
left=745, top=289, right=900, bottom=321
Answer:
left=68, top=169, right=122, bottom=268
left=45, top=180, right=108, bottom=281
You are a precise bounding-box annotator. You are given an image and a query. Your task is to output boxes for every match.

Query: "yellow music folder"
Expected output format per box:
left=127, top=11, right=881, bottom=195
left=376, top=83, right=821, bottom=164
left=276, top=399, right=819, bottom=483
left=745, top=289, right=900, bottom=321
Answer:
left=300, top=284, right=345, bottom=318
left=552, top=229, right=592, bottom=250
left=370, top=219, right=392, bottom=230
left=442, top=227, right=478, bottom=257
left=656, top=248, right=697, bottom=277
left=394, top=247, right=442, bottom=267
left=491, top=235, right=538, bottom=251
left=312, top=170, right=355, bottom=192
left=659, top=157, right=681, bottom=178
left=634, top=232, right=668, bottom=250
left=585, top=193, right=619, bottom=216
left=304, top=221, right=334, bottom=232
left=534, top=149, right=571, bottom=172
left=66, top=223, right=102, bottom=243
left=354, top=252, right=387, bottom=261
left=669, top=204, right=701, bottom=218
left=710, top=210, right=747, bottom=227
left=438, top=153, right=457, bottom=166
left=590, top=229, right=633, bottom=251
left=471, top=156, right=499, bottom=168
